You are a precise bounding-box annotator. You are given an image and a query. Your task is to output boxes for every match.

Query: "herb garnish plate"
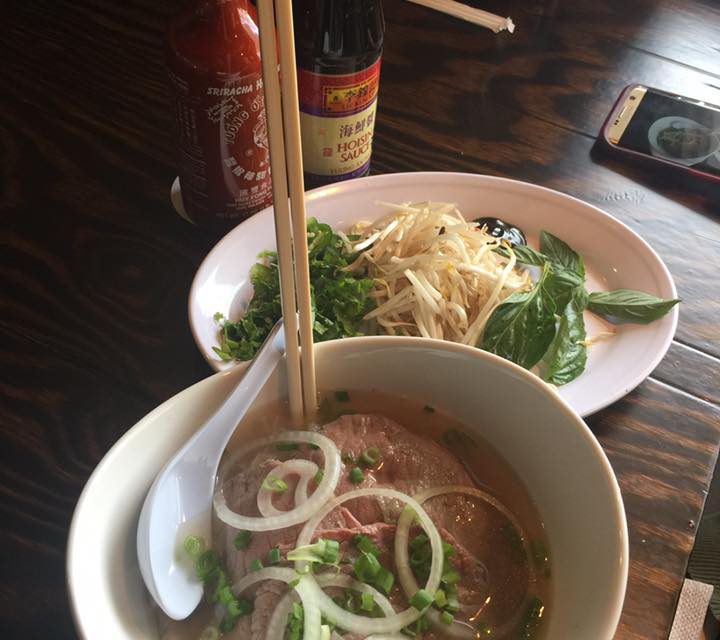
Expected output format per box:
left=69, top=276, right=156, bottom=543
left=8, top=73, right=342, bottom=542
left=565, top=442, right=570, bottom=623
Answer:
left=189, top=172, right=678, bottom=417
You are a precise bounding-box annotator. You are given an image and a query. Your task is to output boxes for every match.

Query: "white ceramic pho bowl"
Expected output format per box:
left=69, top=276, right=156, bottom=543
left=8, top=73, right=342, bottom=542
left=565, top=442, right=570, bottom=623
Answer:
left=67, top=337, right=628, bottom=640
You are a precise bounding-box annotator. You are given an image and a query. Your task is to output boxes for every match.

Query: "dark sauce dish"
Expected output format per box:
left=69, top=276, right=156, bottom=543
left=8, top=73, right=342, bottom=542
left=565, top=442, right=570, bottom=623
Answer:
left=474, top=217, right=527, bottom=247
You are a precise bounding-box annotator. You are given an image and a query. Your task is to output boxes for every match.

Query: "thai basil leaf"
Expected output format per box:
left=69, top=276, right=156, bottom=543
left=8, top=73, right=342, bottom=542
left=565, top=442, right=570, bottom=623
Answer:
left=546, top=267, right=585, bottom=312
left=540, top=231, right=585, bottom=278
left=481, top=263, right=557, bottom=369
left=542, top=288, right=588, bottom=386
left=587, top=290, right=679, bottom=324
left=494, top=244, right=547, bottom=267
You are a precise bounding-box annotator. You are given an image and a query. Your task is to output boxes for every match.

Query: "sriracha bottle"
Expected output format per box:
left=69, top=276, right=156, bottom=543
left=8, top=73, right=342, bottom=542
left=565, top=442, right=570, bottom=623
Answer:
left=294, top=0, right=385, bottom=189
left=166, top=0, right=273, bottom=231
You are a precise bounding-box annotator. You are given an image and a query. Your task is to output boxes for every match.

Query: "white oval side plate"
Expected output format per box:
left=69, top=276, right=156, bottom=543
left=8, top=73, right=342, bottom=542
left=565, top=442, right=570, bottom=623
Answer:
left=188, top=172, right=678, bottom=417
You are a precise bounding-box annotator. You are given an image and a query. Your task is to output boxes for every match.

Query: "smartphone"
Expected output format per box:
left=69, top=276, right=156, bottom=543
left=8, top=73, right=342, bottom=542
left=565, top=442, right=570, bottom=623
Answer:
left=602, top=85, right=720, bottom=183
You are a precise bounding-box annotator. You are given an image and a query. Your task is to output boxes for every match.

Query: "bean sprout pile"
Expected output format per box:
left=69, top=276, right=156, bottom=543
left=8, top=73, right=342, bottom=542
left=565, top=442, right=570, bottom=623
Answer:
left=343, top=202, right=531, bottom=347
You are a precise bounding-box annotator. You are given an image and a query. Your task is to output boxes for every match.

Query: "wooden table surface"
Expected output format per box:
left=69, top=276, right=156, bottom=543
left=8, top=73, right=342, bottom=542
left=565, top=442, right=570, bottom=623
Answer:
left=2, top=0, right=720, bottom=638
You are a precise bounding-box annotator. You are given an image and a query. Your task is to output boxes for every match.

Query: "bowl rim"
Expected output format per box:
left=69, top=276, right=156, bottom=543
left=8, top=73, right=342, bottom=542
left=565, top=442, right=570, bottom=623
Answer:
left=67, top=334, right=629, bottom=639
left=187, top=170, right=678, bottom=418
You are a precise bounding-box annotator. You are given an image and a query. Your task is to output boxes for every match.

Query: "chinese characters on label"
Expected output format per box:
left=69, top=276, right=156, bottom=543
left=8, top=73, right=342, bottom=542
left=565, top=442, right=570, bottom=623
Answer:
left=298, top=58, right=382, bottom=181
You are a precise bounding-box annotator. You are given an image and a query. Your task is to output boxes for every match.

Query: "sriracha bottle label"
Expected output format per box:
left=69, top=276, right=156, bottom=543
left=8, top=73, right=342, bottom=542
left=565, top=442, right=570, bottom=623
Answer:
left=297, top=57, right=381, bottom=183
left=169, top=69, right=272, bottom=225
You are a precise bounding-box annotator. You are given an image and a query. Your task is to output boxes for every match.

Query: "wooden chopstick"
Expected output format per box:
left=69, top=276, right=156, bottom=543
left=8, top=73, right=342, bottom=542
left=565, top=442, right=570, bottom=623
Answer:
left=256, top=0, right=304, bottom=424
left=274, top=0, right=317, bottom=414
left=406, top=0, right=515, bottom=33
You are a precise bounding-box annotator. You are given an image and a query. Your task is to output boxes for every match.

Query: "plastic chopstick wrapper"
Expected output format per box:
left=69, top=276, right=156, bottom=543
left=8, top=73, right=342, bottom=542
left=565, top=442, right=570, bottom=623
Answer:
left=406, top=0, right=515, bottom=33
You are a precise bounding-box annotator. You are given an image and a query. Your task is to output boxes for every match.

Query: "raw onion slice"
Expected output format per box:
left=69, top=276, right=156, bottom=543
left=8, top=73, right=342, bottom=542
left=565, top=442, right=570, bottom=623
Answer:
left=265, top=591, right=297, bottom=640
left=265, top=574, right=396, bottom=640
left=396, top=485, right=534, bottom=638
left=214, top=431, right=340, bottom=532
left=257, top=458, right=319, bottom=517
left=294, top=488, right=444, bottom=634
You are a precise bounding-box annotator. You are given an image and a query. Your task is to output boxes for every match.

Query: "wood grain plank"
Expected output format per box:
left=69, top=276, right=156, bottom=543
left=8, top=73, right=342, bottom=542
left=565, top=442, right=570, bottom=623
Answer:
left=589, top=380, right=720, bottom=639
left=652, top=342, right=720, bottom=407
left=516, top=0, right=720, bottom=78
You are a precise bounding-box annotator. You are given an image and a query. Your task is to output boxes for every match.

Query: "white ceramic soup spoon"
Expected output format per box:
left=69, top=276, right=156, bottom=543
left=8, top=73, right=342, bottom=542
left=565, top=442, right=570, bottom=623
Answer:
left=137, top=321, right=286, bottom=620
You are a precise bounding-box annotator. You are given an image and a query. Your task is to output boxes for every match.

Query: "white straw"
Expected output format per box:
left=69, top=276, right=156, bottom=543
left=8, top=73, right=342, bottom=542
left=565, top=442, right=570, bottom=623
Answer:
left=406, top=0, right=515, bottom=33
left=256, top=0, right=303, bottom=424
left=275, top=0, right=318, bottom=414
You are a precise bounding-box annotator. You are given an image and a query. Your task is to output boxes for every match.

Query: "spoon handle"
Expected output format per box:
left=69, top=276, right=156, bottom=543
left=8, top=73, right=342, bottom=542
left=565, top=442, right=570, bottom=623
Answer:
left=200, top=321, right=286, bottom=460
left=176, top=320, right=287, bottom=497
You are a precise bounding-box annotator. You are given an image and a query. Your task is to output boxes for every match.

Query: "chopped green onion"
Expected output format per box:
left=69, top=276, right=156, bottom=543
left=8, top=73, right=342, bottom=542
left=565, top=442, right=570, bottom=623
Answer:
left=250, top=558, right=263, bottom=572
left=360, top=446, right=381, bottom=468
left=415, top=616, right=430, bottom=633
left=286, top=601, right=304, bottom=640
left=434, top=589, right=448, bottom=608
left=342, top=452, right=357, bottom=464
left=409, top=533, right=429, bottom=551
left=410, top=589, right=433, bottom=611
left=275, top=442, right=300, bottom=451
left=409, top=533, right=458, bottom=586
left=440, top=611, right=454, bottom=625
left=445, top=595, right=460, bottom=613
left=218, top=618, right=236, bottom=633
left=183, top=535, right=205, bottom=559
left=374, top=567, right=395, bottom=595
left=288, top=577, right=301, bottom=589
left=234, top=530, right=252, bottom=550
left=287, top=539, right=341, bottom=566
left=442, top=567, right=461, bottom=585
left=349, top=467, right=365, bottom=484
left=228, top=597, right=253, bottom=617
left=195, top=550, right=220, bottom=581
left=354, top=551, right=381, bottom=582
left=262, top=476, right=289, bottom=493
left=353, top=534, right=381, bottom=557
left=321, top=539, right=340, bottom=564
left=335, top=390, right=350, bottom=402
left=267, top=547, right=282, bottom=564
left=401, top=615, right=429, bottom=636
left=360, top=592, right=375, bottom=612
left=217, top=585, right=235, bottom=606
left=314, top=469, right=325, bottom=485
left=423, top=405, right=435, bottom=413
